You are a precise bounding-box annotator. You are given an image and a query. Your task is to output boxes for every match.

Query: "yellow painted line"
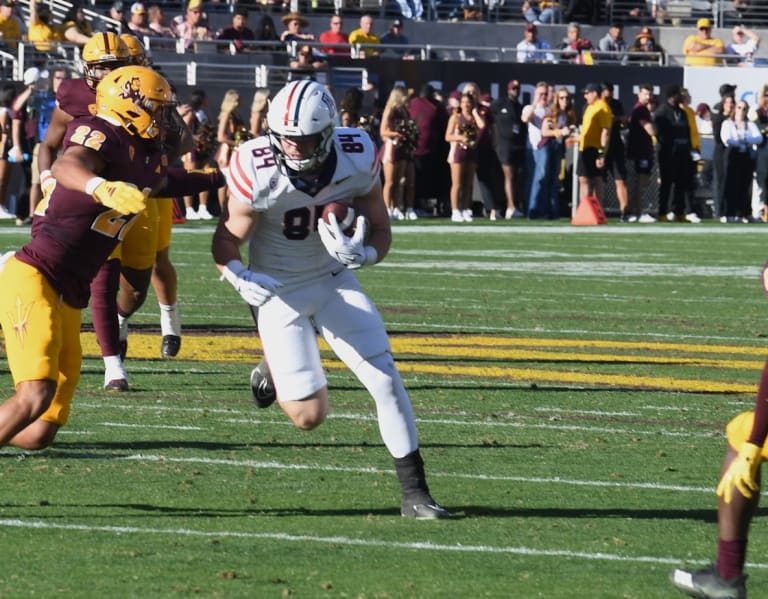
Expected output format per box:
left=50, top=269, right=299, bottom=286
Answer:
left=80, top=333, right=759, bottom=395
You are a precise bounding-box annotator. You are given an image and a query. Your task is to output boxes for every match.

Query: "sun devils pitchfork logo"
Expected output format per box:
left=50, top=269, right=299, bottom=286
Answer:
left=119, top=76, right=145, bottom=105
left=8, top=296, right=34, bottom=347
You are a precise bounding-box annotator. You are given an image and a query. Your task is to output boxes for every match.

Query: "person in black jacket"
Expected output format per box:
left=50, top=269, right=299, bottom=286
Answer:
left=491, top=79, right=527, bottom=218
left=711, top=84, right=736, bottom=220
left=653, top=84, right=691, bottom=221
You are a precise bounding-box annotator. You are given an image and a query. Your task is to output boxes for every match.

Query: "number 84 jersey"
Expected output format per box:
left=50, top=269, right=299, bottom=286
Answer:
left=226, top=127, right=380, bottom=289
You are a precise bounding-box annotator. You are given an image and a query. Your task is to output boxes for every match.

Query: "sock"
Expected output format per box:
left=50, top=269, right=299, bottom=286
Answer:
left=394, top=449, right=431, bottom=500
left=103, top=355, right=127, bottom=384
left=159, top=302, right=181, bottom=337
left=118, top=313, right=129, bottom=342
left=717, top=538, right=747, bottom=580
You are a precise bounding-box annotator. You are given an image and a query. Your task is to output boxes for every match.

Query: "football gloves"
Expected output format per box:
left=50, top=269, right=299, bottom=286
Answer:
left=91, top=180, right=147, bottom=215
left=40, top=169, right=56, bottom=201
left=317, top=213, right=377, bottom=270
left=716, top=441, right=763, bottom=503
left=222, top=259, right=283, bottom=307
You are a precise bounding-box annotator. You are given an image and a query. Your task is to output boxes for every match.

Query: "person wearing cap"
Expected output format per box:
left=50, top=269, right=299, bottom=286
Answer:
left=577, top=82, right=612, bottom=206
left=683, top=18, right=725, bottom=66
left=491, top=80, right=526, bottom=218
left=348, top=14, right=379, bottom=58
left=127, top=2, right=152, bottom=36
left=599, top=82, right=631, bottom=221
left=559, top=22, right=594, bottom=65
left=380, top=18, right=412, bottom=59
left=597, top=22, right=627, bottom=62
left=628, top=26, right=664, bottom=64
left=0, top=0, right=22, bottom=52
left=318, top=14, right=349, bottom=56
left=516, top=22, right=554, bottom=63
left=280, top=11, right=314, bottom=44
left=626, top=83, right=657, bottom=223
left=217, top=7, right=255, bottom=54
left=172, top=0, right=212, bottom=50
left=726, top=24, right=760, bottom=66
left=99, top=1, right=130, bottom=35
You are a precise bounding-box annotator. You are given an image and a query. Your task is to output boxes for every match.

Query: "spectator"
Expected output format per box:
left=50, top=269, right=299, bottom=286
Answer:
left=683, top=18, right=726, bottom=66
left=215, top=89, right=247, bottom=210
left=0, top=0, right=21, bottom=52
left=0, top=85, right=14, bottom=220
left=217, top=7, right=255, bottom=54
left=102, top=1, right=130, bottom=35
left=522, top=0, right=562, bottom=24
left=127, top=2, right=153, bottom=37
left=577, top=82, right=611, bottom=207
left=339, top=87, right=363, bottom=127
left=27, top=2, right=60, bottom=53
left=254, top=14, right=281, bottom=51
left=318, top=14, right=349, bottom=56
left=348, top=14, right=379, bottom=58
left=446, top=89, right=461, bottom=113
left=408, top=83, right=449, bottom=217
left=626, top=83, right=657, bottom=222
left=551, top=87, right=579, bottom=215
left=380, top=18, right=412, bottom=59
left=516, top=23, right=555, bottom=63
left=628, top=26, right=664, bottom=64
left=680, top=88, right=703, bottom=223
left=600, top=82, right=629, bottom=221
left=380, top=85, right=416, bottom=220
left=560, top=22, right=594, bottom=64
left=597, top=21, right=627, bottom=62
left=751, top=86, right=768, bottom=221
left=720, top=99, right=762, bottom=222
left=445, top=92, right=484, bottom=223
left=180, top=89, right=215, bottom=221
left=8, top=68, right=42, bottom=222
left=695, top=102, right=713, bottom=135
left=288, top=44, right=328, bottom=83
left=172, top=0, right=212, bottom=50
left=280, top=11, right=313, bottom=44
left=249, top=87, right=270, bottom=138
left=726, top=24, right=760, bottom=66
left=654, top=85, right=693, bottom=222
left=712, top=86, right=736, bottom=219
left=522, top=81, right=559, bottom=220
left=147, top=4, right=175, bottom=40
left=491, top=79, right=527, bottom=218
left=394, top=0, right=423, bottom=22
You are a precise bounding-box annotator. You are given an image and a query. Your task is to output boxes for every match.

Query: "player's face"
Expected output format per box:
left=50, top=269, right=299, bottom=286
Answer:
left=279, top=134, right=320, bottom=160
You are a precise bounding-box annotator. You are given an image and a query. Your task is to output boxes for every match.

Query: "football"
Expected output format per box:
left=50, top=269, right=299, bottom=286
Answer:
left=320, top=202, right=356, bottom=235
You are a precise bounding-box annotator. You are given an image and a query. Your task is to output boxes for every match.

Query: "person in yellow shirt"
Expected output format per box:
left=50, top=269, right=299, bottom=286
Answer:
left=0, top=0, right=21, bottom=52
left=348, top=14, right=379, bottom=58
left=27, top=1, right=62, bottom=52
left=683, top=18, right=725, bottom=66
left=578, top=82, right=612, bottom=205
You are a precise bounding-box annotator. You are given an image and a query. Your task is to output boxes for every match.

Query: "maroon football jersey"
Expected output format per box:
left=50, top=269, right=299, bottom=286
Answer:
left=16, top=115, right=168, bottom=308
left=56, top=78, right=95, bottom=119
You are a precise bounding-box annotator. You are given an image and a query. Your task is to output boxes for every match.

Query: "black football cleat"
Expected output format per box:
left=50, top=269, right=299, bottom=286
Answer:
left=401, top=495, right=451, bottom=519
left=161, top=335, right=181, bottom=358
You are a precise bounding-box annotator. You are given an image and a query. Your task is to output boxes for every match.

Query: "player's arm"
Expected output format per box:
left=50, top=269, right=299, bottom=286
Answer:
left=38, top=107, right=73, bottom=173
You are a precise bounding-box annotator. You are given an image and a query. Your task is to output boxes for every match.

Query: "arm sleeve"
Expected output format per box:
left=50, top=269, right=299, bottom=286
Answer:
left=164, top=167, right=225, bottom=197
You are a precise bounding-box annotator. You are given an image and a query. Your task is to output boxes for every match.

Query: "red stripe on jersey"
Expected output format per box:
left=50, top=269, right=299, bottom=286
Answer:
left=229, top=150, right=252, bottom=200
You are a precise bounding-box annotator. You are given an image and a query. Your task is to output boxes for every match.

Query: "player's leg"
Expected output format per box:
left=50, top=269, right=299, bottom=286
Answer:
left=90, top=256, right=128, bottom=390
left=315, top=272, right=449, bottom=518
left=152, top=197, right=181, bottom=358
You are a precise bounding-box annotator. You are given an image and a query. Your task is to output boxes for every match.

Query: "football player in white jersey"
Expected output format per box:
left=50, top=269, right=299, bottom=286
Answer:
left=212, top=80, right=449, bottom=519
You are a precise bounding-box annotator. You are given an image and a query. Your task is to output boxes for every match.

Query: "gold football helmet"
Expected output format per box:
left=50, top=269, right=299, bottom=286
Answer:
left=82, top=32, right=130, bottom=90
left=95, top=66, right=173, bottom=139
left=120, top=33, right=151, bottom=66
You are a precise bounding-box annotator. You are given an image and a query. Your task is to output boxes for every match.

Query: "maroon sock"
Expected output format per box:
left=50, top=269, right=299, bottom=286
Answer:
left=90, top=258, right=121, bottom=356
left=717, top=538, right=747, bottom=580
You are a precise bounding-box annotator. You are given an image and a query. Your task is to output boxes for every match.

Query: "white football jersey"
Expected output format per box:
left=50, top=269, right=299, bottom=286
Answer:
left=226, top=128, right=380, bottom=289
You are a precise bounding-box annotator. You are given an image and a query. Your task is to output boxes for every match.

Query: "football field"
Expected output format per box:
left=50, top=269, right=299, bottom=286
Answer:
left=1, top=220, right=768, bottom=598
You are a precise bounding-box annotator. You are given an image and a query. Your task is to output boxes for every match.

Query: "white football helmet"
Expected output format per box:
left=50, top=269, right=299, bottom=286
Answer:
left=266, top=80, right=337, bottom=174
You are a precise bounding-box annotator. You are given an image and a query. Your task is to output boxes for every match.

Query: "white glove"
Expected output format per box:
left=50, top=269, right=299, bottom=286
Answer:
left=0, top=250, right=14, bottom=273
left=317, top=213, right=377, bottom=270
left=221, top=260, right=283, bottom=307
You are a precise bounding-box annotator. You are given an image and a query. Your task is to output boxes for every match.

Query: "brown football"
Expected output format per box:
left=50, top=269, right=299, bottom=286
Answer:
left=321, top=202, right=356, bottom=235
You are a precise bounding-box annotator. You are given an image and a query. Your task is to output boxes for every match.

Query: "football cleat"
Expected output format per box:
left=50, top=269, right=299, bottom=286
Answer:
left=104, top=378, right=129, bottom=392
left=161, top=335, right=181, bottom=358
left=401, top=495, right=451, bottom=519
left=250, top=362, right=276, bottom=409
left=671, top=564, right=746, bottom=599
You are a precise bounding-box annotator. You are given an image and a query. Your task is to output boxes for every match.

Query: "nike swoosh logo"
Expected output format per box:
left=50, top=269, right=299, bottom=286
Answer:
left=334, top=176, right=351, bottom=185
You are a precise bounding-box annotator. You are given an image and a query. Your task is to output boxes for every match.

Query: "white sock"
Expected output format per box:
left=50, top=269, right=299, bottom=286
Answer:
left=103, top=354, right=127, bottom=384
left=159, top=302, right=181, bottom=336
left=118, top=313, right=129, bottom=342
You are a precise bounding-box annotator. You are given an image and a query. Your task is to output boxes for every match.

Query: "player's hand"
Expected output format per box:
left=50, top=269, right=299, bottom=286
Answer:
left=40, top=169, right=56, bottom=201
left=317, top=213, right=376, bottom=270
left=222, top=260, right=283, bottom=307
left=716, top=442, right=763, bottom=503
left=91, top=180, right=146, bottom=214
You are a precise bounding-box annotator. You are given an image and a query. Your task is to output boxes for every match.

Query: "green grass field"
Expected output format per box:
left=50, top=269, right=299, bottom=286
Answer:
left=1, top=219, right=768, bottom=598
